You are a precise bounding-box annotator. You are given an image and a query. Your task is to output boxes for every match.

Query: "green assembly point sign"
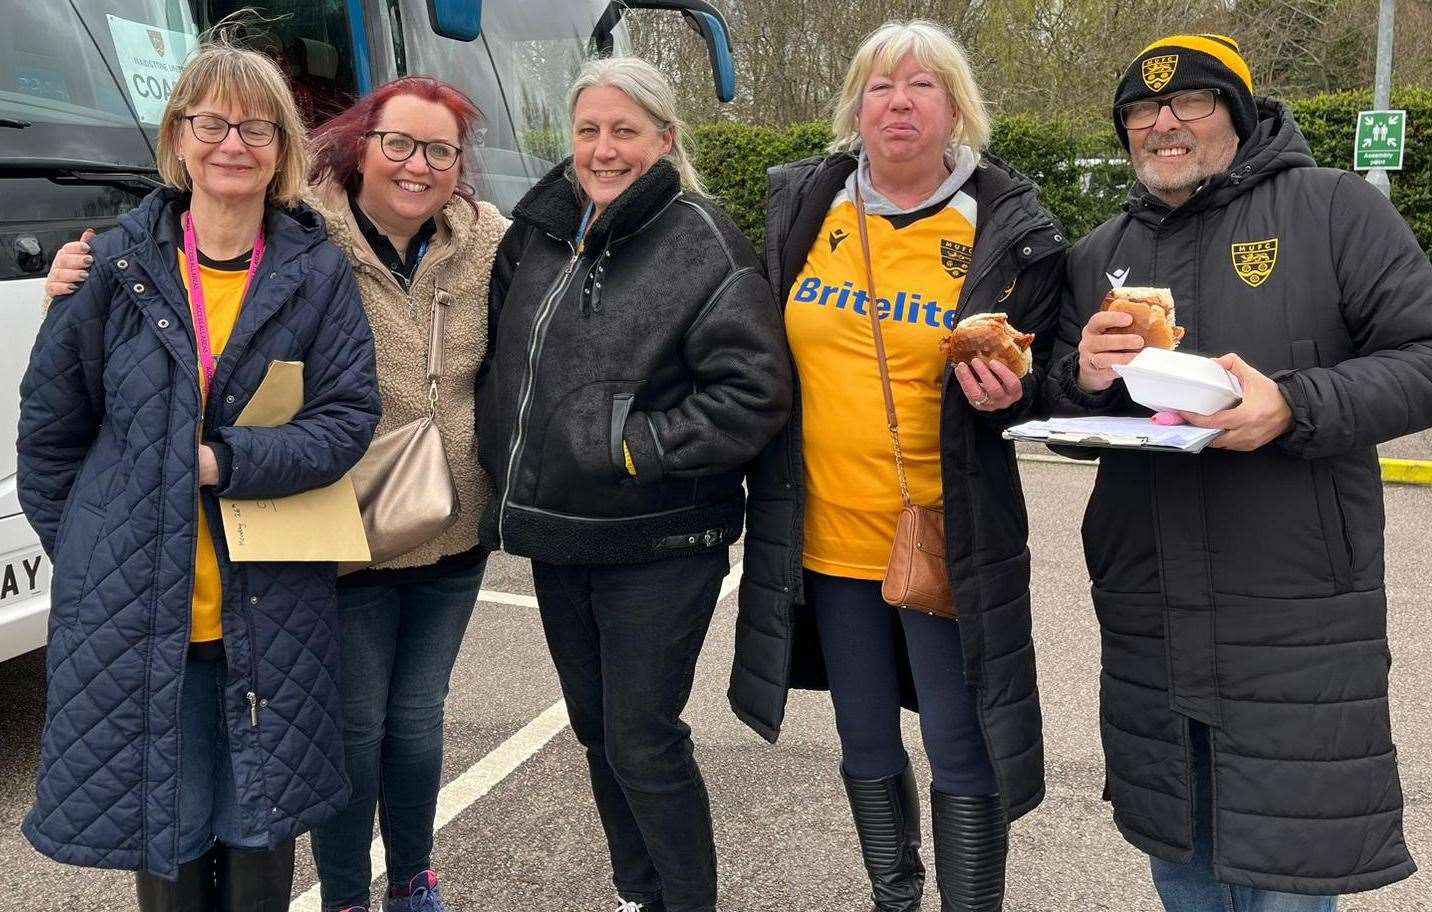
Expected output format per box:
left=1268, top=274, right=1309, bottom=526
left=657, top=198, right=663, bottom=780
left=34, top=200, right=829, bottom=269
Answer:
left=1354, top=110, right=1406, bottom=171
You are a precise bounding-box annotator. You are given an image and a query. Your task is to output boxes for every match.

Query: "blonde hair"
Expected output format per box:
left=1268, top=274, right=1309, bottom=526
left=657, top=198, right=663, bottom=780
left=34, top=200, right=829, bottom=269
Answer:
left=567, top=56, right=706, bottom=196
left=829, top=19, right=991, bottom=154
left=155, top=25, right=309, bottom=205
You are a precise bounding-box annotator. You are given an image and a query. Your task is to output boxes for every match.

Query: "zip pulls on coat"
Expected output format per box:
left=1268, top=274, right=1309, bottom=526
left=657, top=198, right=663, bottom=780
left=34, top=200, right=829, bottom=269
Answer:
left=580, top=194, right=683, bottom=318
left=497, top=203, right=596, bottom=542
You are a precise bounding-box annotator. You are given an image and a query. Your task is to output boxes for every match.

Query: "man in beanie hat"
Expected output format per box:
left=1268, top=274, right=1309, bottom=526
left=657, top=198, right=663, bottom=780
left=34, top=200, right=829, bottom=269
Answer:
left=1046, top=33, right=1432, bottom=911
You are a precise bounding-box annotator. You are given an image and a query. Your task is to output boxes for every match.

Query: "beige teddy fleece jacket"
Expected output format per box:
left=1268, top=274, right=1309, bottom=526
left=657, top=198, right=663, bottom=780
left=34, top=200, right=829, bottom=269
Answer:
left=309, top=181, right=508, bottom=570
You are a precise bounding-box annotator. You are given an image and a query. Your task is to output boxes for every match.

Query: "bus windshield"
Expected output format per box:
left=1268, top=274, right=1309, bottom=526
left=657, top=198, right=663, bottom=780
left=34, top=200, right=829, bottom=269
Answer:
left=0, top=0, right=200, bottom=168
left=397, top=0, right=625, bottom=210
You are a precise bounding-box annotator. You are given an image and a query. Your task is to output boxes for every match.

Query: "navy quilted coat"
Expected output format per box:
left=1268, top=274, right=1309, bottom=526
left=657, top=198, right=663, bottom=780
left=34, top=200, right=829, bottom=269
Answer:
left=17, top=189, right=380, bottom=878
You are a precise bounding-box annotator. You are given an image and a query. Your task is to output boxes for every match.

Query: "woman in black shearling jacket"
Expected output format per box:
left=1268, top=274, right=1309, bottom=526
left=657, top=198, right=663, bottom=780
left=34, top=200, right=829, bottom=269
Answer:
left=475, top=57, right=790, bottom=912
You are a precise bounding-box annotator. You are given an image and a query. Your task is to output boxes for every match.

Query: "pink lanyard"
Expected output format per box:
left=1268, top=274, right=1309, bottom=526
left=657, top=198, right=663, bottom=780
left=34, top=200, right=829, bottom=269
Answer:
left=181, top=211, right=266, bottom=396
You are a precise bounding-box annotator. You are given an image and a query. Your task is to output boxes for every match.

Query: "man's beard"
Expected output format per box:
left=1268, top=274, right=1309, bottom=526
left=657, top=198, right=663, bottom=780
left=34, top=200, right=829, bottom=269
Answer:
left=1132, top=127, right=1235, bottom=197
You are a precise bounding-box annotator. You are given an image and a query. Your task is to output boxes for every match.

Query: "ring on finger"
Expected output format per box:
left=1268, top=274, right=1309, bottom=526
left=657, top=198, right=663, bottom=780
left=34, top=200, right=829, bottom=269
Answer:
left=973, top=394, right=991, bottom=407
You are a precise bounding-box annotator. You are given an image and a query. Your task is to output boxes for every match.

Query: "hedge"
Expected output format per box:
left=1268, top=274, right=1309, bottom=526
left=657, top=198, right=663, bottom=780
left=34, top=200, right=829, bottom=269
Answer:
left=691, top=89, right=1432, bottom=254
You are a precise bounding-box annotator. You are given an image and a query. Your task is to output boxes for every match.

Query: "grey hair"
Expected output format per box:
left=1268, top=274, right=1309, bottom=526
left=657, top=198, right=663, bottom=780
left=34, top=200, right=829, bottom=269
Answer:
left=566, top=56, right=706, bottom=196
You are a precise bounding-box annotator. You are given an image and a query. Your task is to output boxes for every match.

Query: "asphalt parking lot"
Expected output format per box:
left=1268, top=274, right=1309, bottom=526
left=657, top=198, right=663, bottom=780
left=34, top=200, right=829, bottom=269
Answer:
left=2, top=455, right=1428, bottom=911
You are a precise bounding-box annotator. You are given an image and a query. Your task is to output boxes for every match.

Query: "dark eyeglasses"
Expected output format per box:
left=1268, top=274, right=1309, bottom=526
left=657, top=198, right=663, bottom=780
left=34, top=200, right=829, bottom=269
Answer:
left=184, top=114, right=280, bottom=147
left=366, top=131, right=462, bottom=171
left=1118, top=88, right=1221, bottom=130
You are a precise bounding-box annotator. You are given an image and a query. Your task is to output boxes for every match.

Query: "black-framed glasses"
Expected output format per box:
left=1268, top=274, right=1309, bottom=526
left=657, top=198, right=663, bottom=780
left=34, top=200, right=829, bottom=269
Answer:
left=184, top=114, right=280, bottom=147
left=1118, top=88, right=1221, bottom=130
left=366, top=130, right=462, bottom=171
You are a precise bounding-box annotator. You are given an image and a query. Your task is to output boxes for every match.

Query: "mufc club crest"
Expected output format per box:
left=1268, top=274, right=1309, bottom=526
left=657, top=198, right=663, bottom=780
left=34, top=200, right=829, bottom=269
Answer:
left=940, top=239, right=973, bottom=279
left=1142, top=54, right=1179, bottom=93
left=1231, top=238, right=1278, bottom=287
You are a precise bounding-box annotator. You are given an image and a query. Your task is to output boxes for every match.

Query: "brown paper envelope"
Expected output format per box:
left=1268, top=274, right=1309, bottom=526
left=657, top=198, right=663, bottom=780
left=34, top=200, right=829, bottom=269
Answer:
left=221, top=360, right=371, bottom=562
left=234, top=360, right=304, bottom=427
left=221, top=475, right=371, bottom=562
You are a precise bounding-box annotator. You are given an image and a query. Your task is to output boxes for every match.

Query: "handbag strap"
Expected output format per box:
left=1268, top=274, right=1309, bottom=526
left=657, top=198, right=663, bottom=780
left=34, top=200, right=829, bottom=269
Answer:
left=853, top=186, right=912, bottom=508
left=425, top=286, right=451, bottom=415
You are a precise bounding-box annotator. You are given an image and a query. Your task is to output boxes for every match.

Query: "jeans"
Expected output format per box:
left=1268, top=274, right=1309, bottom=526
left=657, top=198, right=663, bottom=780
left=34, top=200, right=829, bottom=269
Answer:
left=178, top=655, right=268, bottom=863
left=532, top=548, right=729, bottom=912
left=1150, top=722, right=1338, bottom=912
left=806, top=571, right=997, bottom=796
left=311, top=561, right=485, bottom=911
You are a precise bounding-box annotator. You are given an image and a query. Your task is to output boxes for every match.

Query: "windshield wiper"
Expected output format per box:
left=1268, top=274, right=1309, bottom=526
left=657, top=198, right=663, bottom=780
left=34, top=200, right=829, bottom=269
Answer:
left=1, top=118, right=31, bottom=129
left=0, top=157, right=162, bottom=192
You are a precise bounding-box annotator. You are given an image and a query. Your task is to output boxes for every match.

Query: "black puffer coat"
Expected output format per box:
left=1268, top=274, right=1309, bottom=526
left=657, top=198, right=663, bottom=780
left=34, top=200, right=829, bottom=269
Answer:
left=729, top=153, right=1068, bottom=823
left=477, top=160, right=791, bottom=565
left=1044, top=100, right=1432, bottom=894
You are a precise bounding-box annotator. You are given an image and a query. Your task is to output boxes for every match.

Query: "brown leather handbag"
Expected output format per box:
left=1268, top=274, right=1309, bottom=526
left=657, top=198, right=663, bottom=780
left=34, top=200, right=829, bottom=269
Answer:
left=853, top=187, right=956, bottom=619
left=341, top=287, right=460, bottom=573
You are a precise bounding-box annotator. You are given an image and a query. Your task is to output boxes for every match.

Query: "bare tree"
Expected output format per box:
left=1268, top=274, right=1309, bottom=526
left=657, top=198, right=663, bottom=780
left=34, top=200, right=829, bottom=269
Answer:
left=627, top=0, right=1432, bottom=127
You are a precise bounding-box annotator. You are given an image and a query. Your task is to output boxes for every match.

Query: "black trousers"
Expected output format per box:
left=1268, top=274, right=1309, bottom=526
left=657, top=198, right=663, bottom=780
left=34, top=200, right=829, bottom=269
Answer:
left=532, top=548, right=729, bottom=912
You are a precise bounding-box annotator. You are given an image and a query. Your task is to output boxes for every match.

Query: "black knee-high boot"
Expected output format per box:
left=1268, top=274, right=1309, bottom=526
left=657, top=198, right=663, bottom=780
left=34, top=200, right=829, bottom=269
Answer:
left=214, top=840, right=296, bottom=912
left=843, top=761, right=926, bottom=912
left=929, top=790, right=1008, bottom=912
left=135, top=846, right=218, bottom=911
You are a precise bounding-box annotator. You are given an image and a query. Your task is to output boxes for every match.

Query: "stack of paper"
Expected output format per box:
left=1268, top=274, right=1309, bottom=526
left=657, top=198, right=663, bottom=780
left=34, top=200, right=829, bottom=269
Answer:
left=1003, top=416, right=1223, bottom=453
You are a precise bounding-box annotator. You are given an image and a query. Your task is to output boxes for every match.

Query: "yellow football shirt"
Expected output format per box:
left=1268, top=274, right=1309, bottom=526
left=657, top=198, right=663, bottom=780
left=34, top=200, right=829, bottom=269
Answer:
left=786, top=187, right=977, bottom=579
left=178, top=252, right=248, bottom=644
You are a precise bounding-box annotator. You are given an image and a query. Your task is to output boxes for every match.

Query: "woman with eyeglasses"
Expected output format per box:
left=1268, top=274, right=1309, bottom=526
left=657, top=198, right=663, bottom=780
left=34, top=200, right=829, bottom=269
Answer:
left=21, top=33, right=379, bottom=912
left=47, top=76, right=507, bottom=912
left=302, top=77, right=507, bottom=912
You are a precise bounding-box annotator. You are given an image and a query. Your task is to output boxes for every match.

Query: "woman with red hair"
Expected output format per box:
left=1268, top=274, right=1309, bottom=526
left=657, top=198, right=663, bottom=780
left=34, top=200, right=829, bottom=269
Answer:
left=52, top=75, right=508, bottom=912
left=302, top=77, right=507, bottom=912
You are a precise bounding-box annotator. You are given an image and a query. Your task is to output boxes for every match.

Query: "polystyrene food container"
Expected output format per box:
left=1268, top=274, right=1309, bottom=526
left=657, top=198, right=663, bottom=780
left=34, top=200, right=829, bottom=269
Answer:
left=1111, top=348, right=1244, bottom=415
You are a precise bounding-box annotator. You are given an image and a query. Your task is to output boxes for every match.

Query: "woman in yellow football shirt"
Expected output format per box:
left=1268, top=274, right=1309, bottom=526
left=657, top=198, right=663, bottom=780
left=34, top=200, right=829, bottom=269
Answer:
left=730, top=19, right=1068, bottom=911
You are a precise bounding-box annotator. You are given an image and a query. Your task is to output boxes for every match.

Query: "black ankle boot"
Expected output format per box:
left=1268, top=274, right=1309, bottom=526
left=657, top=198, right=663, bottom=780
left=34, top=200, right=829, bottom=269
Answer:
left=214, top=840, right=296, bottom=912
left=929, top=791, right=1008, bottom=912
left=135, top=846, right=218, bottom=911
left=842, top=761, right=926, bottom=912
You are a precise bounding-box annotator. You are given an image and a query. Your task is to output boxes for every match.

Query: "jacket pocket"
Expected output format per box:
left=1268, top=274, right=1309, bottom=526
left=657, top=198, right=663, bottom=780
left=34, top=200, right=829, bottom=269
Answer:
left=534, top=380, right=656, bottom=516
left=1311, top=460, right=1354, bottom=592
left=610, top=393, right=635, bottom=478
left=1290, top=339, right=1320, bottom=370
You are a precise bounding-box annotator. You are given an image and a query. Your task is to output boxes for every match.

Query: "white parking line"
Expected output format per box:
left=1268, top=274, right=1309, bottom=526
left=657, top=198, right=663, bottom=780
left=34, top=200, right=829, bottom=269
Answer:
left=290, top=561, right=743, bottom=910
left=475, top=589, right=539, bottom=608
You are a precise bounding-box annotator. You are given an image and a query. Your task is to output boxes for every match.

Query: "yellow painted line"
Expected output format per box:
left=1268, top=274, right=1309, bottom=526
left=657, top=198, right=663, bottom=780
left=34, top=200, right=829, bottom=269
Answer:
left=1381, top=459, right=1432, bottom=486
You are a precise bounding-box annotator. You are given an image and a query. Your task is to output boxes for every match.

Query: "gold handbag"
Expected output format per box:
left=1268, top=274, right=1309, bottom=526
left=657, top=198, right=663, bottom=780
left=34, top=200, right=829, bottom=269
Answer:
left=853, top=187, right=956, bottom=619
left=340, top=288, right=460, bottom=573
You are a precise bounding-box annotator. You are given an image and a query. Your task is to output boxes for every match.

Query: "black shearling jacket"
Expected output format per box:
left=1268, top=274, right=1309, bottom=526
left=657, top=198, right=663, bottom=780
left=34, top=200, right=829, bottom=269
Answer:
left=476, top=159, right=792, bottom=565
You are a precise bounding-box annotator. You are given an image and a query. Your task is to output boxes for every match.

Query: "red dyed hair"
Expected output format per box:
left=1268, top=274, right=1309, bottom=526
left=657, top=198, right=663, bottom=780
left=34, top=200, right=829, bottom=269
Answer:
left=310, top=76, right=483, bottom=199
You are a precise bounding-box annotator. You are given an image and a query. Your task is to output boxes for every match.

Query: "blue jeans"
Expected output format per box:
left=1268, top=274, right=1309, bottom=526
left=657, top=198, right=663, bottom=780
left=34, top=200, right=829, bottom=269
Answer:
left=311, top=561, right=485, bottom=911
left=1150, top=723, right=1338, bottom=912
left=178, top=655, right=268, bottom=863
left=806, top=571, right=997, bottom=796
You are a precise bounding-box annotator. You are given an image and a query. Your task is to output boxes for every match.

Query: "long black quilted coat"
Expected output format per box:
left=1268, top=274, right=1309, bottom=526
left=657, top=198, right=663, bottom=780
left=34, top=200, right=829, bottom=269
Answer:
left=17, top=189, right=380, bottom=878
left=728, top=153, right=1067, bottom=823
left=1044, top=101, right=1431, bottom=894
